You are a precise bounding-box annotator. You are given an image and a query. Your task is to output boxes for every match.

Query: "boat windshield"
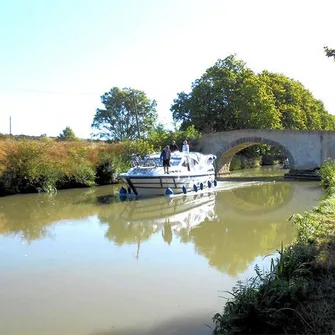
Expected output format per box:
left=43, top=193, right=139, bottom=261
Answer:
left=170, top=157, right=182, bottom=166
left=140, top=156, right=182, bottom=167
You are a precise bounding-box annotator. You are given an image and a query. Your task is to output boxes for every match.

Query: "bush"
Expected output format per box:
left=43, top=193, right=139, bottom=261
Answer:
left=230, top=156, right=242, bottom=171
left=319, top=158, right=335, bottom=191
left=229, top=156, right=261, bottom=171
left=241, top=157, right=261, bottom=169
left=0, top=141, right=61, bottom=194
left=95, top=151, right=129, bottom=185
left=261, top=154, right=275, bottom=165
left=57, top=146, right=96, bottom=188
left=122, top=138, right=155, bottom=157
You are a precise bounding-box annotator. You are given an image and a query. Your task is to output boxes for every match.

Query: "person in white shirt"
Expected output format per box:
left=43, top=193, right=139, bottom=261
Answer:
left=182, top=140, right=189, bottom=153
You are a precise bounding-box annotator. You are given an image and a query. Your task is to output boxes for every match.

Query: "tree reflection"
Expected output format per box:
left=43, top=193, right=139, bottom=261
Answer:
left=173, top=182, right=297, bottom=276
left=162, top=222, right=173, bottom=245
left=219, top=182, right=294, bottom=215
left=103, top=220, right=157, bottom=246
left=0, top=186, right=121, bottom=243
left=0, top=181, right=319, bottom=278
left=179, top=218, right=293, bottom=276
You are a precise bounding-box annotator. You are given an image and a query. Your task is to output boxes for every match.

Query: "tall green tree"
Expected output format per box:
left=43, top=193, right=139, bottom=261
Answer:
left=57, top=126, right=78, bottom=141
left=170, top=55, right=281, bottom=132
left=259, top=71, right=335, bottom=130
left=171, top=54, right=335, bottom=132
left=91, top=87, right=158, bottom=141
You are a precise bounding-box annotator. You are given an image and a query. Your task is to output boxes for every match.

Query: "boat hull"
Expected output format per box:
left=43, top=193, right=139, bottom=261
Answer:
left=119, top=173, right=215, bottom=196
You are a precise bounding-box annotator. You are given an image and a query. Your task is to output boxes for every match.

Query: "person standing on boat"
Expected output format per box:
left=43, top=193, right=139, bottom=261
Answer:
left=182, top=140, right=189, bottom=153
left=160, top=146, right=171, bottom=174
left=170, top=140, right=179, bottom=152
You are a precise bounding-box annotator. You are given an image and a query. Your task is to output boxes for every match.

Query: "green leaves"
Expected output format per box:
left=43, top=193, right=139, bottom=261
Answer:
left=171, top=55, right=334, bottom=132
left=57, top=126, right=78, bottom=141
left=91, top=87, right=158, bottom=141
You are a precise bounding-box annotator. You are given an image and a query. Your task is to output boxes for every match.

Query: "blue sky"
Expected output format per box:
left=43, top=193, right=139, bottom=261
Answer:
left=0, top=0, right=334, bottom=139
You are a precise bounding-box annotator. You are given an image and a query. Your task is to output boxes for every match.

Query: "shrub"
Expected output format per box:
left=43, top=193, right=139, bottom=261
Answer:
left=261, top=154, right=275, bottom=165
left=57, top=146, right=96, bottom=188
left=0, top=140, right=61, bottom=194
left=230, top=156, right=242, bottom=171
left=241, top=157, right=261, bottom=169
left=122, top=139, right=155, bottom=157
left=95, top=151, right=129, bottom=185
left=319, top=158, right=335, bottom=191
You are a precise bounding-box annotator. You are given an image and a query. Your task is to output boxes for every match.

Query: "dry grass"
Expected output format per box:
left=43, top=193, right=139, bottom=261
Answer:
left=0, top=139, right=130, bottom=195
left=0, top=139, right=123, bottom=166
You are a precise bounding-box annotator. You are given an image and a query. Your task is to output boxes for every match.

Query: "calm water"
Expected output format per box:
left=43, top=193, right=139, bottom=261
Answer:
left=0, top=167, right=322, bottom=335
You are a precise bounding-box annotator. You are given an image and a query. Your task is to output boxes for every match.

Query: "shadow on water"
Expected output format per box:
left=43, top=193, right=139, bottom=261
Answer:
left=91, top=314, right=213, bottom=335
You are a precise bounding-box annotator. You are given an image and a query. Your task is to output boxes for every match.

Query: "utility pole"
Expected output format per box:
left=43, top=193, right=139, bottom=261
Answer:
left=9, top=116, right=12, bottom=137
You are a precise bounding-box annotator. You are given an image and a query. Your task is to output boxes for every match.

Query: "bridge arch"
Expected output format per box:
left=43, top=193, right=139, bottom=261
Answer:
left=216, top=136, right=295, bottom=174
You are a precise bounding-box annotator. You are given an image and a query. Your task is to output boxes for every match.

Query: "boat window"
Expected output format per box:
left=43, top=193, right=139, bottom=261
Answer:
left=141, top=157, right=161, bottom=167
left=170, top=157, right=181, bottom=166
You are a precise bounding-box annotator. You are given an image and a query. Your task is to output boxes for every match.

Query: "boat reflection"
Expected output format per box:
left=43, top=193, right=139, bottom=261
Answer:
left=101, top=193, right=217, bottom=251
left=119, top=193, right=216, bottom=231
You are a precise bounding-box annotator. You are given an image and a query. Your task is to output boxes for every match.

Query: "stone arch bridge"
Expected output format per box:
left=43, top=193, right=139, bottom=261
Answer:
left=198, top=129, right=335, bottom=174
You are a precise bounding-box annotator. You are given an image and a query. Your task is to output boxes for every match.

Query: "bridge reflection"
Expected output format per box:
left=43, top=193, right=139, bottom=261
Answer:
left=218, top=181, right=294, bottom=215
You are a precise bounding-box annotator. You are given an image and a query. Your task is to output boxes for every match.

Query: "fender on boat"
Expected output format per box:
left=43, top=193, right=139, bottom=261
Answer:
left=165, top=187, right=174, bottom=195
left=119, top=187, right=127, bottom=195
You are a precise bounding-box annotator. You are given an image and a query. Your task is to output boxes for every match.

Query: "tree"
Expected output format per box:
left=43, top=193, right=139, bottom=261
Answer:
left=324, top=46, right=335, bottom=61
left=170, top=55, right=281, bottom=132
left=91, top=87, right=158, bottom=141
left=259, top=71, right=335, bottom=130
left=57, top=127, right=78, bottom=141
left=171, top=54, right=335, bottom=132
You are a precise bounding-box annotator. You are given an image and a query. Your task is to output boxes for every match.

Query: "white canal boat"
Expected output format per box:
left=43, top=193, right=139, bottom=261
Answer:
left=118, top=151, right=217, bottom=196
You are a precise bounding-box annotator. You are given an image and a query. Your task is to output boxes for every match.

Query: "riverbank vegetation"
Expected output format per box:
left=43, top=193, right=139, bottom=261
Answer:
left=1, top=53, right=335, bottom=196
left=213, top=158, right=335, bottom=334
left=0, top=126, right=201, bottom=196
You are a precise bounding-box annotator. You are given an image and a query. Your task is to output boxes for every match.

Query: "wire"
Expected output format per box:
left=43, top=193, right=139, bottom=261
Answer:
left=0, top=88, right=99, bottom=96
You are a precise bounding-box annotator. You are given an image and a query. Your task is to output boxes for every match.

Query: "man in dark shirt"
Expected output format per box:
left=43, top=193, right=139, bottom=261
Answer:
left=170, top=140, right=179, bottom=152
left=160, top=146, right=171, bottom=173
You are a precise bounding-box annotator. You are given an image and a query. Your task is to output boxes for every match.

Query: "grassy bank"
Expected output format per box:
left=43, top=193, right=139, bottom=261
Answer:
left=0, top=138, right=154, bottom=196
left=0, top=126, right=203, bottom=196
left=213, top=158, right=335, bottom=334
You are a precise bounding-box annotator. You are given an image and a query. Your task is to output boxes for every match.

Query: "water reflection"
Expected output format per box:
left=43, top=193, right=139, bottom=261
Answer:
left=221, top=182, right=294, bottom=215
left=0, top=181, right=322, bottom=277
left=100, top=194, right=216, bottom=251
left=0, top=188, right=111, bottom=242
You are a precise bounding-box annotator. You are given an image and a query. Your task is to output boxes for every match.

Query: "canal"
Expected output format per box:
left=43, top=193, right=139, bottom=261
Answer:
left=0, top=167, right=323, bottom=335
